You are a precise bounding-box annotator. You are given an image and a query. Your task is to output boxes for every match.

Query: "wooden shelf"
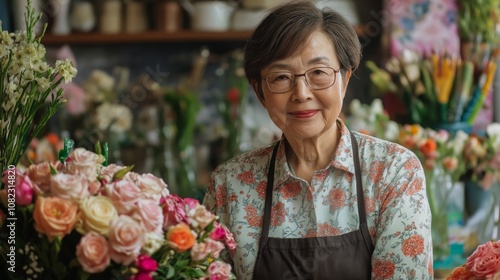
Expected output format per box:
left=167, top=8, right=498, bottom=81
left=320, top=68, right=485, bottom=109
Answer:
left=41, top=30, right=254, bottom=45
left=41, top=25, right=366, bottom=45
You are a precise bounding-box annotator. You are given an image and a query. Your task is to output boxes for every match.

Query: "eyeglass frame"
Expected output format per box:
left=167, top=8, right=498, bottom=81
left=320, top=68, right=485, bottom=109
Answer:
left=261, top=66, right=341, bottom=93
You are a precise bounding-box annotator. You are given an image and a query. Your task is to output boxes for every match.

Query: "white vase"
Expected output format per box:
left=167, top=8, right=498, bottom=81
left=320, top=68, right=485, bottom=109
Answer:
left=50, top=0, right=72, bottom=35
left=181, top=0, right=236, bottom=31
left=70, top=1, right=96, bottom=33
left=12, top=0, right=45, bottom=34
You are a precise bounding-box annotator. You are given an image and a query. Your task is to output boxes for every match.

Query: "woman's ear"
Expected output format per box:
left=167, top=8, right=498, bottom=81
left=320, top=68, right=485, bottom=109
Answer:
left=341, top=69, right=352, bottom=95
left=251, top=80, right=266, bottom=106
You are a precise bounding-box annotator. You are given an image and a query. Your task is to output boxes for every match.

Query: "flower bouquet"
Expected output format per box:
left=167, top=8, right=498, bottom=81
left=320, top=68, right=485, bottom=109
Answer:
left=446, top=240, right=500, bottom=279
left=0, top=140, right=236, bottom=280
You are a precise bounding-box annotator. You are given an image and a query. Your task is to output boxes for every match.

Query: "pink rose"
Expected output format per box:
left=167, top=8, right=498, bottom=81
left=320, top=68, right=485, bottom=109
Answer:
left=108, top=215, right=145, bottom=265
left=133, top=173, right=169, bottom=202
left=466, top=241, right=500, bottom=278
left=50, top=173, right=89, bottom=202
left=208, top=260, right=232, bottom=280
left=76, top=231, right=111, bottom=273
left=15, top=173, right=35, bottom=206
left=100, top=164, right=127, bottom=184
left=88, top=180, right=102, bottom=195
left=135, top=254, right=158, bottom=273
left=105, top=179, right=140, bottom=214
left=162, top=195, right=188, bottom=230
left=132, top=199, right=164, bottom=234
left=67, top=148, right=105, bottom=178
left=191, top=242, right=210, bottom=261
left=188, top=205, right=215, bottom=229
left=210, top=222, right=226, bottom=241
left=26, top=162, right=53, bottom=193
left=205, top=239, right=225, bottom=259
left=184, top=197, right=200, bottom=210
left=131, top=272, right=154, bottom=280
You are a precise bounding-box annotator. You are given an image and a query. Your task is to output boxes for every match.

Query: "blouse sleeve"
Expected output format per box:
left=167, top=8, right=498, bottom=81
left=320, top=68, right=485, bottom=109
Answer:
left=371, top=153, right=434, bottom=280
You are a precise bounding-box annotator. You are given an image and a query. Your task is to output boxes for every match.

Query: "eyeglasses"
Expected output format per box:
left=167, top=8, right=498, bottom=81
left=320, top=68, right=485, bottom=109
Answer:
left=262, top=67, right=340, bottom=93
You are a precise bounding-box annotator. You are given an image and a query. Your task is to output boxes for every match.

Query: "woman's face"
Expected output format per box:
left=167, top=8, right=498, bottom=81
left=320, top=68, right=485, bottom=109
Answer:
left=256, top=30, right=351, bottom=141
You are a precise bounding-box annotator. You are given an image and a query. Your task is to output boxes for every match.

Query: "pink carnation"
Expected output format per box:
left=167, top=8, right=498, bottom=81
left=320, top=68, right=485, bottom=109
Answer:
left=210, top=222, right=226, bottom=241
left=162, top=195, right=188, bottom=230
left=135, top=254, right=158, bottom=273
left=208, top=260, right=232, bottom=280
left=15, top=173, right=35, bottom=206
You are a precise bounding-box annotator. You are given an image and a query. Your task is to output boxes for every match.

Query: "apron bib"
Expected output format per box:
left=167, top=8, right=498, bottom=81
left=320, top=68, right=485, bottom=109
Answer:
left=252, top=131, right=374, bottom=280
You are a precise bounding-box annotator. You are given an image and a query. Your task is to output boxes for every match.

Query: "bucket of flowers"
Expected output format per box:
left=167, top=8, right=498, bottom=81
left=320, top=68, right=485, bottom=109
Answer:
left=446, top=240, right=500, bottom=279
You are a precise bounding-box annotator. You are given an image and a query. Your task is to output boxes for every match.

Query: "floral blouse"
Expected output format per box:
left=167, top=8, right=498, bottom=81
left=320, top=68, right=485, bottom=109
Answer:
left=203, top=121, right=433, bottom=280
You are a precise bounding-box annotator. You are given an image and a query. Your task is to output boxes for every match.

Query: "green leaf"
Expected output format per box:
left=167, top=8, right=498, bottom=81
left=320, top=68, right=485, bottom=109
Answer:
left=58, top=138, right=74, bottom=163
left=103, top=143, right=109, bottom=166
left=95, top=141, right=102, bottom=155
left=112, top=165, right=134, bottom=181
left=49, top=164, right=57, bottom=175
left=166, top=266, right=175, bottom=279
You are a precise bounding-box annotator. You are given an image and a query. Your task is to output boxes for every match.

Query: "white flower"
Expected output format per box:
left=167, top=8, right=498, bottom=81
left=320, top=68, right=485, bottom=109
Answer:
left=55, top=59, right=77, bottom=83
left=486, top=123, right=500, bottom=151
left=95, top=103, right=132, bottom=134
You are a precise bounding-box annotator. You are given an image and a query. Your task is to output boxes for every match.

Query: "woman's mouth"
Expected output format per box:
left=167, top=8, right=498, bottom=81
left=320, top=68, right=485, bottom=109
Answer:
left=289, top=110, right=318, bottom=118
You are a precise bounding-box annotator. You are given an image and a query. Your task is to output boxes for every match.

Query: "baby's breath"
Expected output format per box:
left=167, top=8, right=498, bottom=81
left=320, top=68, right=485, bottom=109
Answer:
left=0, top=0, right=77, bottom=176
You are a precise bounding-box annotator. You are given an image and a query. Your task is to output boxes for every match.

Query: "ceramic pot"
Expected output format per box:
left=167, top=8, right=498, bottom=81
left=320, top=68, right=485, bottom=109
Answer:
left=50, top=0, right=72, bottom=35
left=12, top=0, right=45, bottom=33
left=70, top=1, right=96, bottom=32
left=124, top=1, right=148, bottom=33
left=156, top=1, right=183, bottom=32
left=181, top=0, right=235, bottom=31
left=99, top=0, right=122, bottom=34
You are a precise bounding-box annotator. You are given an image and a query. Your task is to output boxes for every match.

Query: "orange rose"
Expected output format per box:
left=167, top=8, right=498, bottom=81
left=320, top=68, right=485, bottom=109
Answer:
left=419, top=138, right=437, bottom=157
left=33, top=196, right=79, bottom=242
left=166, top=223, right=196, bottom=252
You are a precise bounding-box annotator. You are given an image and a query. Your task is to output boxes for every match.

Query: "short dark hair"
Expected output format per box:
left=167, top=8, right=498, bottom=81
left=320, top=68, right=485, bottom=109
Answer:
left=244, top=1, right=362, bottom=98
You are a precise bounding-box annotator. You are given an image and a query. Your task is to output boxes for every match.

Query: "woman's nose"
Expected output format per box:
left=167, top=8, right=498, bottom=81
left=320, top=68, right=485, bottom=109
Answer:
left=291, top=77, right=313, bottom=102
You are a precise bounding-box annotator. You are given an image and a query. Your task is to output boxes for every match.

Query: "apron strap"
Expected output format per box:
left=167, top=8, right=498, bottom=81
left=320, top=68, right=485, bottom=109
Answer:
left=259, top=142, right=280, bottom=251
left=350, top=131, right=367, bottom=224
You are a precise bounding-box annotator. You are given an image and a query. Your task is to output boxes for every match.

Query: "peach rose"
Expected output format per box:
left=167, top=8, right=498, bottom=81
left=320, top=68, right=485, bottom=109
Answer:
left=26, top=162, right=53, bottom=193
left=108, top=215, right=145, bottom=265
left=132, top=199, right=164, bottom=234
left=466, top=241, right=500, bottom=278
left=76, top=231, right=111, bottom=273
left=33, top=196, right=79, bottom=242
left=188, top=205, right=215, bottom=229
left=67, top=148, right=105, bottom=178
left=166, top=223, right=196, bottom=253
left=50, top=173, right=89, bottom=202
left=190, top=242, right=210, bottom=261
left=79, top=196, right=118, bottom=236
left=104, top=179, right=140, bottom=214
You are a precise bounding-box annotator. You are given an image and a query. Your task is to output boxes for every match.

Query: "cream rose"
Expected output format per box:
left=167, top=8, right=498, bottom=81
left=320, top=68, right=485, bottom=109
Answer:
left=108, top=215, right=145, bottom=265
left=132, top=199, right=164, bottom=234
left=78, top=196, right=118, bottom=236
left=188, top=204, right=216, bottom=229
left=141, top=232, right=165, bottom=255
left=50, top=173, right=89, bottom=202
left=67, top=148, right=105, bottom=178
left=76, top=231, right=111, bottom=273
left=33, top=196, right=79, bottom=242
left=135, top=173, right=169, bottom=201
left=104, top=179, right=140, bottom=214
left=27, top=162, right=52, bottom=193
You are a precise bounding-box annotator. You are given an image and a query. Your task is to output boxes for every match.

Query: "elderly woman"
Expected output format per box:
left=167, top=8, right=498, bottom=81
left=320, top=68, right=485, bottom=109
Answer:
left=203, top=1, right=433, bottom=279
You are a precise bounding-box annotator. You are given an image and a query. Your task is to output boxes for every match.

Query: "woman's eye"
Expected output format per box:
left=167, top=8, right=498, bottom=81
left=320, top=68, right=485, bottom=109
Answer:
left=311, top=69, right=327, bottom=76
left=272, top=74, right=291, bottom=81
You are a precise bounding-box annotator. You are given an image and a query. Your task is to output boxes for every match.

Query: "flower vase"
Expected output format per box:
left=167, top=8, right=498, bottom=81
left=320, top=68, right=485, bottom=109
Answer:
left=50, top=0, right=71, bottom=35
left=427, top=167, right=467, bottom=268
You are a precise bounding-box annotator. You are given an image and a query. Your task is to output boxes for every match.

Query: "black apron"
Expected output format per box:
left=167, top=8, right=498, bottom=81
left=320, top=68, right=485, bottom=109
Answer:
left=252, top=131, right=374, bottom=280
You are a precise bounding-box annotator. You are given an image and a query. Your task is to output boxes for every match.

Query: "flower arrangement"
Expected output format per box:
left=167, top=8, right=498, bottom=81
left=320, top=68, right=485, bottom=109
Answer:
left=0, top=141, right=236, bottom=280
left=446, top=240, right=500, bottom=279
left=366, top=48, right=498, bottom=127
left=0, top=0, right=77, bottom=176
